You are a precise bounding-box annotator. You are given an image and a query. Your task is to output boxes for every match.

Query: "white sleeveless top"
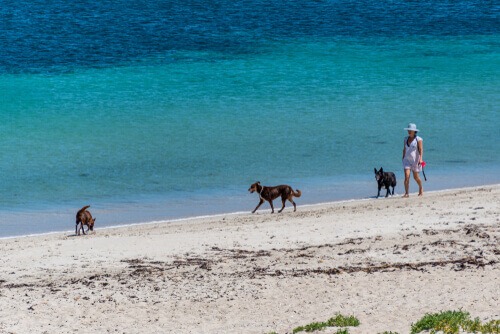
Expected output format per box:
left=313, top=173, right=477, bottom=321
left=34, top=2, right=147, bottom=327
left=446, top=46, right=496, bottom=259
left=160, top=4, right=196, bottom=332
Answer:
left=403, top=136, right=422, bottom=167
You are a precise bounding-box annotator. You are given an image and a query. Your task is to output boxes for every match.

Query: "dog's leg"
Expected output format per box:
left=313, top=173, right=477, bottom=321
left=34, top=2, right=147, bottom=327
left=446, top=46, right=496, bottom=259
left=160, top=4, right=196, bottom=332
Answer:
left=289, top=198, right=297, bottom=212
left=268, top=200, right=274, bottom=214
left=75, top=222, right=79, bottom=236
left=377, top=185, right=381, bottom=198
left=278, top=198, right=286, bottom=213
left=252, top=199, right=264, bottom=213
left=385, top=186, right=390, bottom=198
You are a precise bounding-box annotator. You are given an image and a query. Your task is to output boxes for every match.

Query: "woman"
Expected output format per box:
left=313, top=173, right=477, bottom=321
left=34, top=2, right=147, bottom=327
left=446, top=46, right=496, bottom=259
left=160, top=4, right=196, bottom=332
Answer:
left=402, top=123, right=424, bottom=197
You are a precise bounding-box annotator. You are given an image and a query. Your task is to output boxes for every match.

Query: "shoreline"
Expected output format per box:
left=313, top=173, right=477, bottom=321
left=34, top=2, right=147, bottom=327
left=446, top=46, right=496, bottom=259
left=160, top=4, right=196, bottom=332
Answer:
left=1, top=183, right=499, bottom=240
left=0, top=184, right=498, bottom=333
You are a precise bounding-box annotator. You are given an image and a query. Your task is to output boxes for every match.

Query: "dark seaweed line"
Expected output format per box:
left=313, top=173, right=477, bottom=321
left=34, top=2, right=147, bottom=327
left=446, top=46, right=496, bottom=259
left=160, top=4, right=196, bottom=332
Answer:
left=245, top=257, right=498, bottom=278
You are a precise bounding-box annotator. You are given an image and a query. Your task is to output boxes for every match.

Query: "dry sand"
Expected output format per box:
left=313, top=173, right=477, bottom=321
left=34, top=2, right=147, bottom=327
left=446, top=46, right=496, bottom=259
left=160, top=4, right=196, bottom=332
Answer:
left=0, top=185, right=499, bottom=333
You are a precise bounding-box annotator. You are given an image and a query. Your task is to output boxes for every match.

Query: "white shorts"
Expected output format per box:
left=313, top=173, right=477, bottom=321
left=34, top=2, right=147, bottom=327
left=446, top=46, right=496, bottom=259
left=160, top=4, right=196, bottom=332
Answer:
left=403, top=159, right=422, bottom=172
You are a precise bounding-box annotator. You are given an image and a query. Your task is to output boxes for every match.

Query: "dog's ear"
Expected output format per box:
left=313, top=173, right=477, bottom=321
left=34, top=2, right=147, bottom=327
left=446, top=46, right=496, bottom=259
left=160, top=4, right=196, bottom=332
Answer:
left=257, top=181, right=260, bottom=185
left=374, top=168, right=377, bottom=173
left=380, top=167, right=383, bottom=173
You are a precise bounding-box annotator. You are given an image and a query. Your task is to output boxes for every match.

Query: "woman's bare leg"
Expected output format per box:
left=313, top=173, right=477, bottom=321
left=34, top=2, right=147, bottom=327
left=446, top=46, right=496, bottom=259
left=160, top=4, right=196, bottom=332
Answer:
left=413, top=171, right=423, bottom=196
left=403, top=169, right=411, bottom=197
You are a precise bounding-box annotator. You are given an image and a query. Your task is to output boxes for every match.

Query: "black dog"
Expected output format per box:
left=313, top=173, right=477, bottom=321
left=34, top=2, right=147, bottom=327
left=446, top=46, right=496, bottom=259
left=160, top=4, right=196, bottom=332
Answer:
left=248, top=181, right=301, bottom=213
left=374, top=168, right=396, bottom=198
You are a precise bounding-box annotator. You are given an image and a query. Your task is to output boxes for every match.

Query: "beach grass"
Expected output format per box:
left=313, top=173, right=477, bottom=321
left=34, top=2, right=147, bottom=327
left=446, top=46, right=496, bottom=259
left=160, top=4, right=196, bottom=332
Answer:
left=334, top=329, right=350, bottom=334
left=291, top=314, right=360, bottom=333
left=327, top=314, right=361, bottom=327
left=267, top=310, right=500, bottom=334
left=410, top=310, right=500, bottom=334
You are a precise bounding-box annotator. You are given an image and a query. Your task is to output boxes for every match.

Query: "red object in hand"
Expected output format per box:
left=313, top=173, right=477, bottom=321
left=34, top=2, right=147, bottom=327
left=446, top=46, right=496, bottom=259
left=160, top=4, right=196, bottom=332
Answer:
left=420, top=161, right=426, bottom=168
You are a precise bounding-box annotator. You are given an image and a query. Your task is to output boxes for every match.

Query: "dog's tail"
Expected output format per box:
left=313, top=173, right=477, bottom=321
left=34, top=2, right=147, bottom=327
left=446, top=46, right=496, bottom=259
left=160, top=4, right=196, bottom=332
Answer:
left=292, top=189, right=302, bottom=198
left=77, top=205, right=91, bottom=216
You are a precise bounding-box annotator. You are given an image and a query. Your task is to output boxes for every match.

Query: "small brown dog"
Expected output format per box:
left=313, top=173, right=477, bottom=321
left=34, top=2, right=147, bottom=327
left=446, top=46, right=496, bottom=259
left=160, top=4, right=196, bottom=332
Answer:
left=248, top=181, right=301, bottom=213
left=75, top=205, right=95, bottom=235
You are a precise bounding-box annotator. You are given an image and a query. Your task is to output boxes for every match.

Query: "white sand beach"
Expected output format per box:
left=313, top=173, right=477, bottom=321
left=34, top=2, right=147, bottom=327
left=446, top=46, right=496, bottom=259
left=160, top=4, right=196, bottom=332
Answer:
left=0, top=185, right=499, bottom=333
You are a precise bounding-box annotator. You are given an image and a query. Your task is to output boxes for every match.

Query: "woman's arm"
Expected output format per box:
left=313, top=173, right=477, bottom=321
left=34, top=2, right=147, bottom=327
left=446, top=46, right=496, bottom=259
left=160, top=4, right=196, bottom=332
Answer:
left=402, top=139, right=406, bottom=159
left=418, top=139, right=424, bottom=163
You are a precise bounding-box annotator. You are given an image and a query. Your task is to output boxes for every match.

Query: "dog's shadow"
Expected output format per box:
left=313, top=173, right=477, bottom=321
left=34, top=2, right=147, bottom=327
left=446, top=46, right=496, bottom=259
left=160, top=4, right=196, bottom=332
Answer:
left=66, top=233, right=94, bottom=238
left=368, top=194, right=398, bottom=199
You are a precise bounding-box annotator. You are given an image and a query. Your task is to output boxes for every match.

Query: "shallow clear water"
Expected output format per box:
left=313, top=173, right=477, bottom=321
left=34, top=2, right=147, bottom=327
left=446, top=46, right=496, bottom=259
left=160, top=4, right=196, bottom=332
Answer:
left=0, top=1, right=499, bottom=237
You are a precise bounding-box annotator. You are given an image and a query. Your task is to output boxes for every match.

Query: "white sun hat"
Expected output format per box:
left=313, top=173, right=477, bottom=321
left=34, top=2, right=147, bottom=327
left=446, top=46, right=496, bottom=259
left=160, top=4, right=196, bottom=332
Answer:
left=404, top=123, right=419, bottom=132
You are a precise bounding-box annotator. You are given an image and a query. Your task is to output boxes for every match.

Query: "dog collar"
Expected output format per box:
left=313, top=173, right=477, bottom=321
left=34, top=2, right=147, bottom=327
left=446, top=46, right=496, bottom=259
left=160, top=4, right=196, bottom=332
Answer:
left=259, top=186, right=265, bottom=200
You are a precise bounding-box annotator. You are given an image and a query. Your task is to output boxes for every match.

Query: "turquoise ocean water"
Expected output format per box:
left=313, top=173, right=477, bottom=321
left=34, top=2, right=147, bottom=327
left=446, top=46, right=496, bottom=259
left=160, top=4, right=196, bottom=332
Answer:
left=1, top=1, right=499, bottom=237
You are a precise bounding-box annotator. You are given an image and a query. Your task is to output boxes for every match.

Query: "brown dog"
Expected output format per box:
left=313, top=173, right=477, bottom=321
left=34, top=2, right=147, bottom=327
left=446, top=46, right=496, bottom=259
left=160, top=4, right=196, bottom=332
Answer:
left=75, top=205, right=95, bottom=235
left=248, top=181, right=301, bottom=213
